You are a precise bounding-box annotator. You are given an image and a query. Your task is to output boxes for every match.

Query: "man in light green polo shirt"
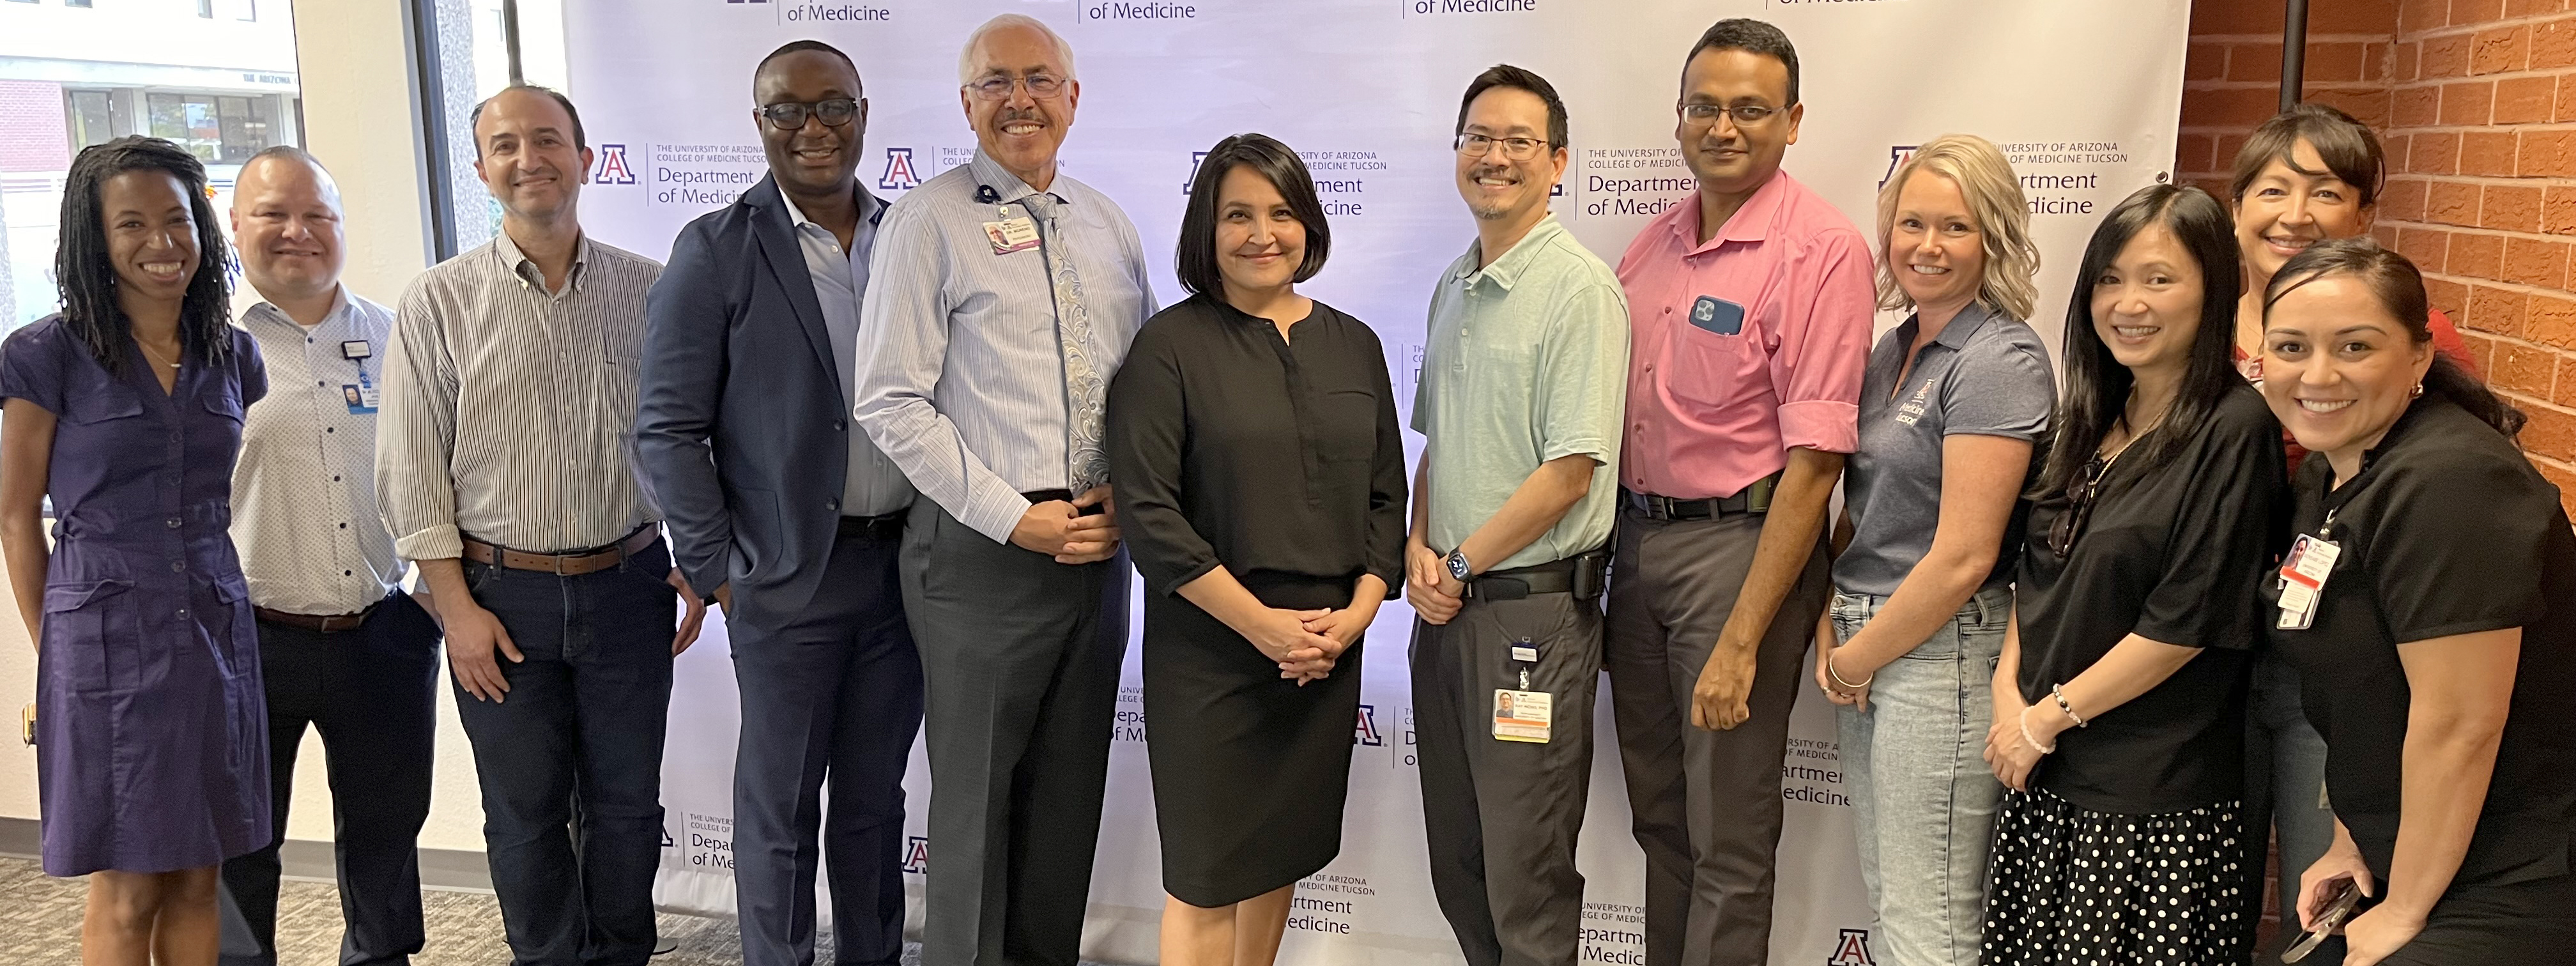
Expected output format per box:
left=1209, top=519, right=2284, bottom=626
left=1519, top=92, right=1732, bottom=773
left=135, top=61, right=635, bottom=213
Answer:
left=1404, top=63, right=1630, bottom=966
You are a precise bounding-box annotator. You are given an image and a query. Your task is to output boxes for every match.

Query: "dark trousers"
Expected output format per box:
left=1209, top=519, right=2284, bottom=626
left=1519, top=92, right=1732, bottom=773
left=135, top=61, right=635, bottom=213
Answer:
left=1603, top=512, right=1830, bottom=966
left=1413, top=590, right=1604, bottom=966
left=730, top=529, right=924, bottom=966
left=219, top=591, right=441, bottom=966
left=900, top=502, right=1128, bottom=966
left=454, top=540, right=678, bottom=966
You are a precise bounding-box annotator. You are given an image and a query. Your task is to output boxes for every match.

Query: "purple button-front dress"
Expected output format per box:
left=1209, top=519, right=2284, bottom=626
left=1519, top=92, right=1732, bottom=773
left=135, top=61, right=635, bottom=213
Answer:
left=0, top=315, right=270, bottom=877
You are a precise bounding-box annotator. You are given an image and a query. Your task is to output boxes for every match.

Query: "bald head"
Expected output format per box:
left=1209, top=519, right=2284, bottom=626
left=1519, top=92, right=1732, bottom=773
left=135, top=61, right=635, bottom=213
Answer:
left=231, top=148, right=347, bottom=311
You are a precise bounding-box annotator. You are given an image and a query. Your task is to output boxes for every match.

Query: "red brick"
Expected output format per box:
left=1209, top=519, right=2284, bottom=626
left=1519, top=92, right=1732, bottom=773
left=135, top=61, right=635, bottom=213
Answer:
left=2386, top=178, right=2433, bottom=221
left=2398, top=41, right=2425, bottom=81
left=2484, top=183, right=2547, bottom=231
left=2411, top=131, right=2463, bottom=174
left=2468, top=283, right=2531, bottom=337
left=2376, top=226, right=2405, bottom=251
left=2230, top=43, right=2286, bottom=82
left=2310, top=86, right=2393, bottom=126
left=2460, top=331, right=2501, bottom=374
left=2188, top=42, right=2228, bottom=81
left=2455, top=231, right=2508, bottom=279
left=2519, top=129, right=2576, bottom=176
left=2191, top=0, right=2288, bottom=34
left=2534, top=19, right=2576, bottom=70
left=2463, top=130, right=2522, bottom=174
left=2471, top=26, right=2530, bottom=74
left=2402, top=226, right=2455, bottom=270
left=2496, top=342, right=2561, bottom=397
left=2506, top=0, right=2556, bottom=15
left=2430, top=180, right=2485, bottom=224
left=2216, top=132, right=2253, bottom=172
left=2529, top=293, right=2576, bottom=349
left=2453, top=0, right=2507, bottom=24
left=2442, top=80, right=2496, bottom=124
left=2428, top=277, right=2473, bottom=317
left=2177, top=133, right=2218, bottom=176
left=2308, top=42, right=2370, bottom=83
left=2559, top=70, right=2576, bottom=119
left=2400, top=0, right=2451, bottom=33
left=2312, top=0, right=2402, bottom=33
left=2423, top=33, right=2474, bottom=77
left=2495, top=75, right=2560, bottom=123
left=2559, top=354, right=2576, bottom=406
left=2545, top=185, right=2576, bottom=233
left=2395, top=84, right=2445, bottom=126
left=2506, top=237, right=2571, bottom=288
left=2522, top=403, right=2576, bottom=463
left=2365, top=42, right=2395, bottom=82
left=2183, top=86, right=2286, bottom=128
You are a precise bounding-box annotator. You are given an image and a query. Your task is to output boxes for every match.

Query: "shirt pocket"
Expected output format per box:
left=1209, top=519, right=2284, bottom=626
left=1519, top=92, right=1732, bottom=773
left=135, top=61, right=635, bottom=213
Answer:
left=1312, top=387, right=1380, bottom=463
left=1662, top=321, right=1760, bottom=411
left=63, top=386, right=143, bottom=425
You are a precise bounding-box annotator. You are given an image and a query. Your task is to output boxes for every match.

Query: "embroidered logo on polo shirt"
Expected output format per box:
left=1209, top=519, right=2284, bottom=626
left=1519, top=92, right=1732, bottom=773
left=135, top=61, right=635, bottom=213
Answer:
left=1895, top=378, right=1937, bottom=425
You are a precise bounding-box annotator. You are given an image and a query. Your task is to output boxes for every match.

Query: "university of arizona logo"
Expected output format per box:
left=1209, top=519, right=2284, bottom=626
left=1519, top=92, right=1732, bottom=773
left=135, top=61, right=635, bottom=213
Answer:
left=1183, top=150, right=1210, bottom=194
left=1827, top=928, right=1875, bottom=965
left=879, top=147, right=923, bottom=191
left=1354, top=704, right=1385, bottom=747
left=1878, top=145, right=1919, bottom=190
left=901, top=836, right=930, bottom=875
left=594, top=144, right=636, bottom=185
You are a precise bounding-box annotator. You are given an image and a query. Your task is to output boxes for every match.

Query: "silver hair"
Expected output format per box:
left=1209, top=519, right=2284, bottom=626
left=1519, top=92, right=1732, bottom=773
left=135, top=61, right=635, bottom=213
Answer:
left=957, top=13, right=1077, bottom=86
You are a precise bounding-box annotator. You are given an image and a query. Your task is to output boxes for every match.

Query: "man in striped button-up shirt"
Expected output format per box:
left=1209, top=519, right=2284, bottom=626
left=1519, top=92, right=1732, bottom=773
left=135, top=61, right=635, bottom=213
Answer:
left=376, top=85, right=705, bottom=966
left=850, top=15, right=1155, bottom=965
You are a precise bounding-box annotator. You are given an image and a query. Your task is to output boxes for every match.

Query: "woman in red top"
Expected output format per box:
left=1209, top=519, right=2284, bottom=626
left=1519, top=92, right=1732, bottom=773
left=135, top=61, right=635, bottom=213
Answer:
left=2226, top=103, right=2479, bottom=966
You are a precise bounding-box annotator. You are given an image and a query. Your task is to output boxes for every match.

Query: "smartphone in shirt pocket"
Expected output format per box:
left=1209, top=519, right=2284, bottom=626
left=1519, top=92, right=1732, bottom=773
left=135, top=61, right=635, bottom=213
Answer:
left=1688, top=295, right=1746, bottom=336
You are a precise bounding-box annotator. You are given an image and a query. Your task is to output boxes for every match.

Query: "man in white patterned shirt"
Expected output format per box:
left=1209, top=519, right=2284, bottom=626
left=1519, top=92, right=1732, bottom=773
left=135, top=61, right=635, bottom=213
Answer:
left=376, top=86, right=705, bottom=966
left=219, top=146, right=443, bottom=966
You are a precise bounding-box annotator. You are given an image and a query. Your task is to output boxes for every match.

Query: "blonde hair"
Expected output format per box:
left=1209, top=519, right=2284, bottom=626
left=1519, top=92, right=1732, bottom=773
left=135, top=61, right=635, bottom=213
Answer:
left=958, top=13, right=1077, bottom=85
left=1873, top=134, right=2039, bottom=321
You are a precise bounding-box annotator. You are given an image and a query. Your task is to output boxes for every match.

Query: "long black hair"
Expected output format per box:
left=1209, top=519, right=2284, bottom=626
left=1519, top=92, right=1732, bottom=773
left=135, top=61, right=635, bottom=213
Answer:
left=2035, top=183, right=2244, bottom=496
left=53, top=135, right=236, bottom=373
left=2265, top=238, right=2523, bottom=438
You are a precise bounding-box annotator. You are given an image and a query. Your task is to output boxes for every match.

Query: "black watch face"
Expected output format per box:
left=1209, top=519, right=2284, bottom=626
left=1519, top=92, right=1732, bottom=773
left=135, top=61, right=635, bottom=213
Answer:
left=1447, top=553, right=1469, bottom=580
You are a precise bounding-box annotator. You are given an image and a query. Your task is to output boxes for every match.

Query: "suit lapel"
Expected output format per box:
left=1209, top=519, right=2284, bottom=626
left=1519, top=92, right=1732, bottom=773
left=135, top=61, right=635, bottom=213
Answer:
left=746, top=176, right=839, bottom=377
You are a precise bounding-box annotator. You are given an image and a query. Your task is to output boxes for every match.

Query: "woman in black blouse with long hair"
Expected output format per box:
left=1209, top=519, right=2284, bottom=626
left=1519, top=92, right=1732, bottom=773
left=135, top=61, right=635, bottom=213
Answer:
left=1980, top=184, right=2285, bottom=965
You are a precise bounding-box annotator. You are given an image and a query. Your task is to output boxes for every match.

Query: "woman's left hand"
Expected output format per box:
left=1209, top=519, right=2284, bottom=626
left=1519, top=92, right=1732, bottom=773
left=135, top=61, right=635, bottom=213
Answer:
left=1982, top=705, right=2049, bottom=790
left=1282, top=606, right=1370, bottom=684
left=2340, top=905, right=2426, bottom=966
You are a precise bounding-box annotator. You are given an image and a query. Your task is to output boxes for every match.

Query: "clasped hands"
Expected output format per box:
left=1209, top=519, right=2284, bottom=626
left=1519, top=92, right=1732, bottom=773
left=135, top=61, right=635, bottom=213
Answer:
left=1011, top=486, right=1122, bottom=564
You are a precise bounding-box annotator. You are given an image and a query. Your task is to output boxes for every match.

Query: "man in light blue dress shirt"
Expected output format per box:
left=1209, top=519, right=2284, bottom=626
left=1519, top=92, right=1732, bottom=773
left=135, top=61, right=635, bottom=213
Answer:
left=850, top=13, right=1154, bottom=966
left=636, top=42, right=921, bottom=966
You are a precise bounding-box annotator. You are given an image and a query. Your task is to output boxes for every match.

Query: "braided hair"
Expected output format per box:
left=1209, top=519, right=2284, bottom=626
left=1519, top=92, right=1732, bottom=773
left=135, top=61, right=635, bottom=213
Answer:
left=52, top=135, right=236, bottom=373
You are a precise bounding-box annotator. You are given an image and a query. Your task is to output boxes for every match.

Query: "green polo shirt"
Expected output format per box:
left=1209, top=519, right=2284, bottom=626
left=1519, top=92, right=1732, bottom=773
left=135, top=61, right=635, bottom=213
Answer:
left=1411, top=215, right=1630, bottom=571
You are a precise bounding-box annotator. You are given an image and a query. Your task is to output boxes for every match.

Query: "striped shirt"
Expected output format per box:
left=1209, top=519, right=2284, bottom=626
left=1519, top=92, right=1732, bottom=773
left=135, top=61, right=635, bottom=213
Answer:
left=852, top=150, right=1156, bottom=542
left=231, top=289, right=405, bottom=615
left=377, top=229, right=661, bottom=559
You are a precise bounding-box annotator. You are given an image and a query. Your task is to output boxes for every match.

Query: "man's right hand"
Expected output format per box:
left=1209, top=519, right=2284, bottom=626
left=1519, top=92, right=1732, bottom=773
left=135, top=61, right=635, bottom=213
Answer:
left=712, top=583, right=732, bottom=615
left=1405, top=541, right=1462, bottom=625
left=445, top=597, right=524, bottom=703
left=1011, top=495, right=1121, bottom=564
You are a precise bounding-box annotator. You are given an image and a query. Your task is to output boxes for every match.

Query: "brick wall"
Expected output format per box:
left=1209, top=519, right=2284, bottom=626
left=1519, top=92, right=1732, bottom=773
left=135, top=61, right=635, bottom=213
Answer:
left=0, top=80, right=70, bottom=173
left=2179, top=0, right=2576, bottom=512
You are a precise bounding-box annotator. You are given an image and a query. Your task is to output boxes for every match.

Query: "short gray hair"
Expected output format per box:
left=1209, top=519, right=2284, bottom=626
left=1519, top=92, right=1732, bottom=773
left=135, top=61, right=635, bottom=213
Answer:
left=958, top=13, right=1077, bottom=86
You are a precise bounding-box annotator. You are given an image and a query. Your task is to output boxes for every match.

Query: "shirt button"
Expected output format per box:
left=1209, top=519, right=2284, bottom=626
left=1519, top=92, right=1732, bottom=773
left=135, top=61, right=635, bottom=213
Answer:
left=325, top=427, right=334, bottom=433
left=176, top=608, right=187, bottom=618
left=332, top=475, right=341, bottom=482
left=834, top=419, right=847, bottom=431
left=165, top=518, right=180, bottom=529
left=1664, top=307, right=1672, bottom=314
left=826, top=498, right=839, bottom=511
left=318, top=380, right=327, bottom=387
left=169, top=560, right=185, bottom=572
left=338, top=523, right=348, bottom=529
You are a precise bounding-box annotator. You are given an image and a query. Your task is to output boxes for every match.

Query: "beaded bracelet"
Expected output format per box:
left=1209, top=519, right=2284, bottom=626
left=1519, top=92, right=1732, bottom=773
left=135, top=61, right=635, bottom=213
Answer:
left=2018, top=705, right=2057, bottom=755
left=2051, top=684, right=2088, bottom=728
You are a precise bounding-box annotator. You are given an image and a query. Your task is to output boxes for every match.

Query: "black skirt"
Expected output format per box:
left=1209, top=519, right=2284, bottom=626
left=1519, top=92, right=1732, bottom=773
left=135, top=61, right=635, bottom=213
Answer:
left=1143, top=573, right=1362, bottom=907
left=1982, top=788, right=2255, bottom=966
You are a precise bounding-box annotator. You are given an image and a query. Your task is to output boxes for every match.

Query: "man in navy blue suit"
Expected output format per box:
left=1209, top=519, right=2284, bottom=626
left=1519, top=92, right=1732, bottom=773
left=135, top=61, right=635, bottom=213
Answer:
left=634, top=39, right=923, bottom=966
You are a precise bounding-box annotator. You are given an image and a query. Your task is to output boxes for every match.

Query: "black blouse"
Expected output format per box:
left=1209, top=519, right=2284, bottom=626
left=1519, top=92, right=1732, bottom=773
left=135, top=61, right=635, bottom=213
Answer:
left=2017, top=382, right=2287, bottom=814
left=1105, top=293, right=1407, bottom=599
left=2264, top=397, right=2576, bottom=887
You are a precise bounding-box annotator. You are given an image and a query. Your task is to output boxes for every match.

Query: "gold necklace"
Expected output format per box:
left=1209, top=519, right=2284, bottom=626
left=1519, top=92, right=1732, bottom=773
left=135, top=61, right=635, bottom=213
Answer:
left=137, top=339, right=182, bottom=370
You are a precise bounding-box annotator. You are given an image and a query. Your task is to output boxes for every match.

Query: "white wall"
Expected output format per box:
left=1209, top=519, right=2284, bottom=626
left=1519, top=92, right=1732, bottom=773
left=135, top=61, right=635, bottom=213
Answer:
left=0, top=0, right=299, bottom=73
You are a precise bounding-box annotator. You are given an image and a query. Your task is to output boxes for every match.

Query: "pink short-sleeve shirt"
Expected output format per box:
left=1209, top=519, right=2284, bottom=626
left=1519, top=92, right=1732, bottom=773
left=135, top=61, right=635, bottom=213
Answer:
left=1614, top=171, right=1874, bottom=499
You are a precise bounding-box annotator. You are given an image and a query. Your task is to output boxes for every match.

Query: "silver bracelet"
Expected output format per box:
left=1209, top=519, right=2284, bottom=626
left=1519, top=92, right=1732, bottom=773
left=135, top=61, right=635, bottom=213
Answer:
left=1826, top=652, right=1873, bottom=691
left=2051, top=684, right=2088, bottom=728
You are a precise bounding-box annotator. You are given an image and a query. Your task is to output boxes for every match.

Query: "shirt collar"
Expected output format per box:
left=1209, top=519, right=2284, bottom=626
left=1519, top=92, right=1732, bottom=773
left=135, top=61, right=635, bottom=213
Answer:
left=1928, top=301, right=1997, bottom=351
left=776, top=184, right=881, bottom=233
left=491, top=227, right=591, bottom=292
left=244, top=285, right=352, bottom=332
left=1454, top=214, right=1569, bottom=292
left=970, top=148, right=1055, bottom=206
left=1674, top=169, right=1790, bottom=254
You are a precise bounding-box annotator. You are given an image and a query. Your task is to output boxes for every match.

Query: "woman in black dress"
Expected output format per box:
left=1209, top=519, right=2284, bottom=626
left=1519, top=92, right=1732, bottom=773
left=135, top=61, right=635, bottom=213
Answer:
left=1979, top=184, right=2285, bottom=965
left=2256, top=240, right=2576, bottom=965
left=1105, top=133, right=1406, bottom=966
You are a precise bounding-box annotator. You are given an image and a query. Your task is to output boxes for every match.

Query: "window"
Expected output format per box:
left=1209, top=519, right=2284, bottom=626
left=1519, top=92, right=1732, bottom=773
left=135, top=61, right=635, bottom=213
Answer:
left=65, top=0, right=89, bottom=6
left=417, top=0, right=570, bottom=259
left=197, top=0, right=211, bottom=16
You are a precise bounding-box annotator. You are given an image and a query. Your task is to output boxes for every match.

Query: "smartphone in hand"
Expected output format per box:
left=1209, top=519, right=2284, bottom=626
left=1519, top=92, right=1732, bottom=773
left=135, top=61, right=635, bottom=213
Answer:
left=2284, top=878, right=2364, bottom=963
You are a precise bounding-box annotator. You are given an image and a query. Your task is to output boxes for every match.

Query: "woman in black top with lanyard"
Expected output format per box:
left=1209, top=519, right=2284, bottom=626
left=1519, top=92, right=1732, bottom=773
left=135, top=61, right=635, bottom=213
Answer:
left=2257, top=239, right=2576, bottom=965
left=1980, top=184, right=2285, bottom=966
left=1105, top=133, right=1406, bottom=966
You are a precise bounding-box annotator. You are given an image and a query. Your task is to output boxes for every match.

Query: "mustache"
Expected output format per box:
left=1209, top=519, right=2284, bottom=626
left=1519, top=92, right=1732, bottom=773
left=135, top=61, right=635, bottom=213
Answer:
left=995, top=107, right=1045, bottom=125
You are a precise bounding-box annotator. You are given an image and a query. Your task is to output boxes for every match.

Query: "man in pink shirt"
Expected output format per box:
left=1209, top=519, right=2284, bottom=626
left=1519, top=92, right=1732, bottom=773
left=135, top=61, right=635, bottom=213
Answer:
left=1606, top=19, right=1873, bottom=966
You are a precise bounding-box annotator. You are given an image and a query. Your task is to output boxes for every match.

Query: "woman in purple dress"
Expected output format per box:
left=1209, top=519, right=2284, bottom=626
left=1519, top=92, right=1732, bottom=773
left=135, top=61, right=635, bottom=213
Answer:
left=0, top=136, right=268, bottom=964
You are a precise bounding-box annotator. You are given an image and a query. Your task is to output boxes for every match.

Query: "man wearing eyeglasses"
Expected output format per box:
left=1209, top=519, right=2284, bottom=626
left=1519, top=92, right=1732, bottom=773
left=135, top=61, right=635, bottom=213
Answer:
left=1603, top=19, right=1873, bottom=966
left=851, top=13, right=1153, bottom=966
left=1406, top=64, right=1629, bottom=966
left=635, top=40, right=920, bottom=966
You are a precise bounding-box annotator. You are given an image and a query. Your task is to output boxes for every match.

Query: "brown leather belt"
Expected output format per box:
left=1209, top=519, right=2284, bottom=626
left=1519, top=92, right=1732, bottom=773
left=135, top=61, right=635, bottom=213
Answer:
left=254, top=603, right=376, bottom=634
left=461, top=525, right=660, bottom=576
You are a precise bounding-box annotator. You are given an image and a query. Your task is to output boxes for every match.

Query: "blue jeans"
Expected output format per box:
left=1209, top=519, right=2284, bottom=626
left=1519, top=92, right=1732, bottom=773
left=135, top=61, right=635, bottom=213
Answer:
left=1830, top=585, right=2010, bottom=966
left=453, top=540, right=677, bottom=966
left=2248, top=652, right=2339, bottom=966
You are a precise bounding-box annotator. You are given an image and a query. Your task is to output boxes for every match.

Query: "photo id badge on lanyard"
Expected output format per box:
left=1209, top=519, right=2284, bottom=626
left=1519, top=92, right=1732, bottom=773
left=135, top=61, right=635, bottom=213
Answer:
left=2277, top=511, right=2342, bottom=630
left=983, top=203, right=1040, bottom=255
left=1494, top=637, right=1551, bottom=743
left=342, top=339, right=379, bottom=415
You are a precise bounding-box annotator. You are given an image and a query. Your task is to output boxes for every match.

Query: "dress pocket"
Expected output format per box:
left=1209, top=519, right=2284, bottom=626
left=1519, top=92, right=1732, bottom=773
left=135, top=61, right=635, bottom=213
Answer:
left=42, top=578, right=134, bottom=698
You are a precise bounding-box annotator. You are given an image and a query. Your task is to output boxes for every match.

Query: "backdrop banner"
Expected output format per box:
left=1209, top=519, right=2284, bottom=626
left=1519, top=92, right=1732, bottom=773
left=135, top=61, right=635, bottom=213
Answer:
left=563, top=2, right=2188, bottom=962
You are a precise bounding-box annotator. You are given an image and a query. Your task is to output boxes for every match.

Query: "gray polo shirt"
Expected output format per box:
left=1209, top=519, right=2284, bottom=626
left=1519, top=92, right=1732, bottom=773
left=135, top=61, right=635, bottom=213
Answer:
left=1411, top=215, right=1629, bottom=571
left=1834, top=301, right=2055, bottom=597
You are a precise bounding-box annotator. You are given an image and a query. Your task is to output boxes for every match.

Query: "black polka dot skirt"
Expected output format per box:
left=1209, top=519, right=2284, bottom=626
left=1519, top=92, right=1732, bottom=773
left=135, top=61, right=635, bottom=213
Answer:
left=1979, top=788, right=2255, bottom=966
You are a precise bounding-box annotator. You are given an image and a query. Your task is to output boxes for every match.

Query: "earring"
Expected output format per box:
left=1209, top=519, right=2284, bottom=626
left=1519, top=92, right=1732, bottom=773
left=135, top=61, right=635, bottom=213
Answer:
left=2411, top=381, right=2425, bottom=397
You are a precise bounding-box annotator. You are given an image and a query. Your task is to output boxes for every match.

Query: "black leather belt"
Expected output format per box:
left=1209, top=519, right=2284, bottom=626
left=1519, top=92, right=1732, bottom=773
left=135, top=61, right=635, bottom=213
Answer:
left=255, top=602, right=376, bottom=634
left=838, top=511, right=905, bottom=540
left=1621, top=472, right=1780, bottom=521
left=1464, top=550, right=1609, bottom=601
left=1022, top=489, right=1105, bottom=517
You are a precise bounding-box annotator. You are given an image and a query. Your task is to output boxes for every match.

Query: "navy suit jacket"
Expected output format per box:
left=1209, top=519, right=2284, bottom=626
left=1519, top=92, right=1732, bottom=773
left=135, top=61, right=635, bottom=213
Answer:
left=636, top=175, right=893, bottom=620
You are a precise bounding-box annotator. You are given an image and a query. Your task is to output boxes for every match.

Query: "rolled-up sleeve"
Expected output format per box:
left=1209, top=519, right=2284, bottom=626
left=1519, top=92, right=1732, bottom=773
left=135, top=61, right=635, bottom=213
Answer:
left=852, top=204, right=1031, bottom=543
left=376, top=280, right=464, bottom=562
left=1768, top=229, right=1872, bottom=454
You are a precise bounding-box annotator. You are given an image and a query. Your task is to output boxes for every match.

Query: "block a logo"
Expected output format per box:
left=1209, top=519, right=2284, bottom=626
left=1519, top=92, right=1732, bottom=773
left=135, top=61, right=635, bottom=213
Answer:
left=1877, top=145, right=1919, bottom=190
left=1354, top=703, right=1384, bottom=747
left=879, top=147, right=923, bottom=192
left=901, top=836, right=930, bottom=875
left=1827, top=928, right=1876, bottom=965
left=594, top=144, right=637, bottom=185
left=1183, top=150, right=1209, bottom=194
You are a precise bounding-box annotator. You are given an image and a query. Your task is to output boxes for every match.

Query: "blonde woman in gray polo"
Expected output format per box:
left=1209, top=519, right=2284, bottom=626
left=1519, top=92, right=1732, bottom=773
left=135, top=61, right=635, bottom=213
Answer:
left=1812, top=135, right=2054, bottom=965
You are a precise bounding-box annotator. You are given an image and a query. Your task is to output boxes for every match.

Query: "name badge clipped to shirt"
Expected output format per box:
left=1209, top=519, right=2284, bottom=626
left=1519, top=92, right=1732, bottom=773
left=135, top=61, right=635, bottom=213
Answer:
left=2276, top=532, right=2342, bottom=630
left=343, top=371, right=381, bottom=416
left=983, top=204, right=1041, bottom=256
left=1493, top=636, right=1551, bottom=743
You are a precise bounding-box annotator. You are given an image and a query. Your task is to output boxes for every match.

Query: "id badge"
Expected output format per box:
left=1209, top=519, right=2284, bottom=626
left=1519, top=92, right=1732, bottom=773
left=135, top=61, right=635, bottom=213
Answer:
left=983, top=214, right=1041, bottom=254
left=2274, top=533, right=2340, bottom=630
left=344, top=376, right=381, bottom=415
left=1492, top=689, right=1551, bottom=743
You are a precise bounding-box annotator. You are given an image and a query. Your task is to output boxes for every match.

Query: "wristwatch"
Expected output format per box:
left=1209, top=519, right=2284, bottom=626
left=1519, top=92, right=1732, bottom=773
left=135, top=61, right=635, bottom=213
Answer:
left=1445, top=548, right=1472, bottom=584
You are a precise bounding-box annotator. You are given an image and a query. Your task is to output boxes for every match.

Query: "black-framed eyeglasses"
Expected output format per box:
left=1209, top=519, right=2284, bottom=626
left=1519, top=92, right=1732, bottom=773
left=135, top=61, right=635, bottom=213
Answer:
left=757, top=98, right=859, bottom=130
left=964, top=73, right=1067, bottom=102
left=2046, top=457, right=2112, bottom=558
left=1454, top=132, right=1551, bottom=160
left=1678, top=102, right=1786, bottom=127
